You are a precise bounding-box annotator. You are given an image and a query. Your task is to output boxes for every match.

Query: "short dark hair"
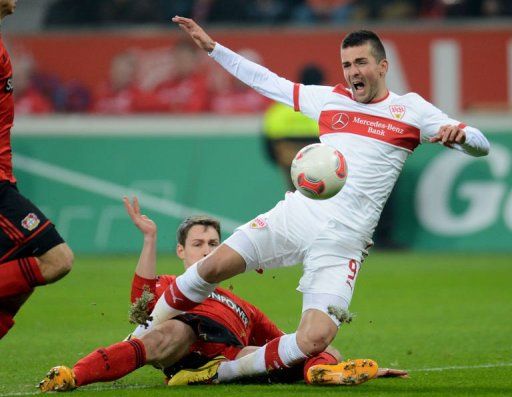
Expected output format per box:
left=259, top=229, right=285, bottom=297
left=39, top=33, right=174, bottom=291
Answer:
left=341, top=30, right=386, bottom=62
left=177, top=215, right=221, bottom=246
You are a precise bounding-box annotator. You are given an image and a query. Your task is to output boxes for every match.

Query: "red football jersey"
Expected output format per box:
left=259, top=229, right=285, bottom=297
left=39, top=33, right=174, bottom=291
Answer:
left=131, top=273, right=283, bottom=358
left=0, top=35, right=15, bottom=183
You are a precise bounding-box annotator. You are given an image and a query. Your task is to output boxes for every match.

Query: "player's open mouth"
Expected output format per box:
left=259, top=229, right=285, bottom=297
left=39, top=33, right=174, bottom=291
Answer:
left=353, top=82, right=365, bottom=93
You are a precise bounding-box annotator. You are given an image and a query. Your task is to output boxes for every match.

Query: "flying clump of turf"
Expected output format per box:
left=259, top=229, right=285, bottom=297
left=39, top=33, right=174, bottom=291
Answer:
left=328, top=305, right=354, bottom=324
left=128, top=286, right=154, bottom=327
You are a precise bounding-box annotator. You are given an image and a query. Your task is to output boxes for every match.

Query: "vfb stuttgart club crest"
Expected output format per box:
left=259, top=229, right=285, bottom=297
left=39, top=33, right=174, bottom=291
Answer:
left=21, top=213, right=40, bottom=231
left=389, top=105, right=406, bottom=120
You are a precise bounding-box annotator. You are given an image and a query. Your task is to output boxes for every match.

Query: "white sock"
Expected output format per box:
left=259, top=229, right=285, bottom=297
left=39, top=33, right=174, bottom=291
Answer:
left=176, top=263, right=217, bottom=303
left=217, top=333, right=307, bottom=382
left=131, top=263, right=216, bottom=338
left=278, top=333, right=308, bottom=365
left=217, top=346, right=266, bottom=382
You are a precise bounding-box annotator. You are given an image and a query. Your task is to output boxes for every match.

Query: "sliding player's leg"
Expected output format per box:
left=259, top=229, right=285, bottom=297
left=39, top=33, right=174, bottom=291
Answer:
left=39, top=319, right=195, bottom=392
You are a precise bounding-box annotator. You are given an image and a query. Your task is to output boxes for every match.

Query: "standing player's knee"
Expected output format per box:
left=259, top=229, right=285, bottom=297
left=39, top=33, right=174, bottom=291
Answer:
left=52, top=244, right=74, bottom=277
left=37, top=243, right=74, bottom=282
left=57, top=244, right=74, bottom=275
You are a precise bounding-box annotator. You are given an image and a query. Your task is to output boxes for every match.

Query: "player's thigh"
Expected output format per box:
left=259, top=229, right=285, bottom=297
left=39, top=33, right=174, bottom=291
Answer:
left=299, top=250, right=362, bottom=325
left=224, top=201, right=307, bottom=272
left=143, top=319, right=196, bottom=363
left=0, top=182, right=65, bottom=263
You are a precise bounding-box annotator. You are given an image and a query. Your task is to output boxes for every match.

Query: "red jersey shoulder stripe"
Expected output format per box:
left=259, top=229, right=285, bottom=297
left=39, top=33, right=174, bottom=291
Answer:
left=293, top=83, right=300, bottom=112
left=332, top=84, right=353, bottom=99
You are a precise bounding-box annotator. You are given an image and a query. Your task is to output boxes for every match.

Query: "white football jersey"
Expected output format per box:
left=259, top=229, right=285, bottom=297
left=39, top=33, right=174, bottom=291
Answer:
left=211, top=44, right=490, bottom=251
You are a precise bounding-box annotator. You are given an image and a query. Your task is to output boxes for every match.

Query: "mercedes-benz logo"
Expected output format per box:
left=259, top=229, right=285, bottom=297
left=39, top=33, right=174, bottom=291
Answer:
left=331, top=112, right=350, bottom=130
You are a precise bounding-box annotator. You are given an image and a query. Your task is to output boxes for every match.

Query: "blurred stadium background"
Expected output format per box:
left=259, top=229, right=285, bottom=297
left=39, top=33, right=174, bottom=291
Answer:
left=4, top=0, right=512, bottom=254
left=1, top=1, right=512, bottom=395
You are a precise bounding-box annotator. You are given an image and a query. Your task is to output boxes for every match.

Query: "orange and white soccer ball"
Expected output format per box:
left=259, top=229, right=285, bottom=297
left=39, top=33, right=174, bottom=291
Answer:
left=290, top=143, right=347, bottom=200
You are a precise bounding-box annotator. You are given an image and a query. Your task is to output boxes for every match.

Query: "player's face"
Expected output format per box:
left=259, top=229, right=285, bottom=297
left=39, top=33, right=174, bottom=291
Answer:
left=177, top=225, right=220, bottom=268
left=0, top=0, right=17, bottom=18
left=341, top=43, right=388, bottom=103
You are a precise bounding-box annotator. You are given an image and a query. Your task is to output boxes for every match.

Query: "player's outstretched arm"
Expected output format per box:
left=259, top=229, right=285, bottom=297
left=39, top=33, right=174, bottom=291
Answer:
left=429, top=124, right=467, bottom=147
left=123, top=196, right=157, bottom=279
left=429, top=124, right=489, bottom=157
left=171, top=16, right=298, bottom=109
left=172, top=16, right=216, bottom=53
left=123, top=196, right=157, bottom=238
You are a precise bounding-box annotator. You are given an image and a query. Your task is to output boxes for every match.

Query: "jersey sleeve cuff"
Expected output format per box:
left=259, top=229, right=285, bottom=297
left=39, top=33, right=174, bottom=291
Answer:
left=132, top=273, right=157, bottom=297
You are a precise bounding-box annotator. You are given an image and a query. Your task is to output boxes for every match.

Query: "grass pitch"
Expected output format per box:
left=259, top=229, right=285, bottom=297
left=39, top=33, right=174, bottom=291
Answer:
left=1, top=252, right=511, bottom=396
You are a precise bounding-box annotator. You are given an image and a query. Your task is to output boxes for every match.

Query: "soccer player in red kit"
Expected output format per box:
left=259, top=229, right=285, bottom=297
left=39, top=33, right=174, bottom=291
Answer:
left=39, top=198, right=405, bottom=391
left=0, top=0, right=74, bottom=339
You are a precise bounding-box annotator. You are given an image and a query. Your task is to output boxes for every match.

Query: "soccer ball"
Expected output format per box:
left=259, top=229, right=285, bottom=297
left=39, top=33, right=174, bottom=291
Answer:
left=290, top=143, right=347, bottom=200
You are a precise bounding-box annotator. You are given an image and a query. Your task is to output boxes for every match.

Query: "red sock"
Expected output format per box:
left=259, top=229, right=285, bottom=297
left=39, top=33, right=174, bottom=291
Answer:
left=0, top=258, right=46, bottom=299
left=303, top=352, right=338, bottom=383
left=264, top=337, right=288, bottom=370
left=163, top=279, right=199, bottom=311
left=73, top=339, right=146, bottom=386
left=0, top=310, right=15, bottom=339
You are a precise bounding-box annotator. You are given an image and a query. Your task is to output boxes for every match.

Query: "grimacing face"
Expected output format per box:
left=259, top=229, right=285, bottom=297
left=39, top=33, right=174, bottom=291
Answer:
left=176, top=225, right=220, bottom=269
left=341, top=43, right=388, bottom=104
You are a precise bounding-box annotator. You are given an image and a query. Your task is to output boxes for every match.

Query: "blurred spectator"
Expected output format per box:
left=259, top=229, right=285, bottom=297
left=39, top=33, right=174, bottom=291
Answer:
left=292, top=0, right=356, bottom=23
left=379, top=0, right=417, bottom=19
left=419, top=0, right=512, bottom=18
left=418, top=0, right=445, bottom=18
left=45, top=0, right=164, bottom=27
left=481, top=0, right=512, bottom=16
left=45, top=0, right=102, bottom=27
left=143, top=41, right=209, bottom=113
left=262, top=64, right=324, bottom=189
left=44, top=0, right=512, bottom=28
left=92, top=51, right=142, bottom=114
left=98, top=0, right=163, bottom=24
left=157, top=0, right=195, bottom=21
left=196, top=0, right=251, bottom=23
left=247, top=0, right=295, bottom=24
left=59, top=82, right=92, bottom=113
left=12, top=55, right=53, bottom=115
left=209, top=49, right=271, bottom=114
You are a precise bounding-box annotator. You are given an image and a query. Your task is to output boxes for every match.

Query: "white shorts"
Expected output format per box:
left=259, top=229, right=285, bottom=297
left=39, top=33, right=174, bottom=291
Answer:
left=224, top=192, right=364, bottom=306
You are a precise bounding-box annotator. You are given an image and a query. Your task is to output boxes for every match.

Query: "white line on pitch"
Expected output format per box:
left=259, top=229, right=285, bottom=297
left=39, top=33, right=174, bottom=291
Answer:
left=0, top=384, right=152, bottom=397
left=14, top=154, right=242, bottom=233
left=2, top=363, right=511, bottom=397
left=409, top=362, right=512, bottom=372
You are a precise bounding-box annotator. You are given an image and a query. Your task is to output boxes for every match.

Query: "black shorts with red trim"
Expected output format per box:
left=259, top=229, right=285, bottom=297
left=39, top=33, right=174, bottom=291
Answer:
left=174, top=313, right=243, bottom=347
left=0, top=182, right=64, bottom=263
left=163, top=314, right=303, bottom=384
left=163, top=314, right=243, bottom=379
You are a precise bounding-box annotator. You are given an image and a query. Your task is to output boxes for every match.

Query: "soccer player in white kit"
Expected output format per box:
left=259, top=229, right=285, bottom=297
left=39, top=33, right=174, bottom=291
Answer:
left=132, top=17, right=490, bottom=385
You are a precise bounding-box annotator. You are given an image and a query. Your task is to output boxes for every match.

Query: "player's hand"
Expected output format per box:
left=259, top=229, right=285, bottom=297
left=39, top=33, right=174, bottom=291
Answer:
left=375, top=367, right=409, bottom=378
left=123, top=196, right=157, bottom=238
left=171, top=16, right=216, bottom=53
left=429, top=125, right=466, bottom=148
